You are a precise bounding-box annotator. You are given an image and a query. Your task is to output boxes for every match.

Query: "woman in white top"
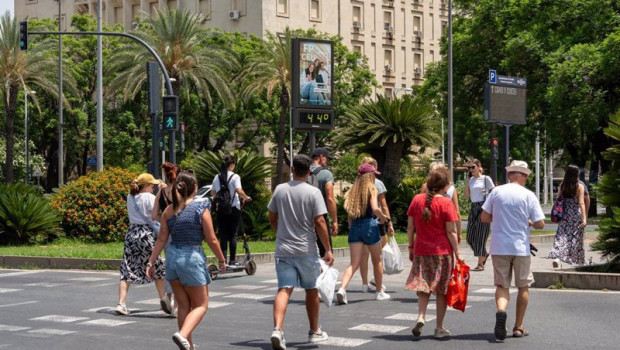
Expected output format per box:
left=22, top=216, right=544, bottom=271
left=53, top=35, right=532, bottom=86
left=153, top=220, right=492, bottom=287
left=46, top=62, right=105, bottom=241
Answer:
left=463, top=159, right=495, bottom=271
left=115, top=173, right=166, bottom=316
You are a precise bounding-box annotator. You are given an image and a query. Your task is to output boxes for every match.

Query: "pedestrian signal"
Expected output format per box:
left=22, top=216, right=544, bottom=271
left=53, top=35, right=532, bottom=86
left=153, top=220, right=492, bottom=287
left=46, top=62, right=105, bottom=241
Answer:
left=19, top=21, right=28, bottom=51
left=162, top=96, right=178, bottom=131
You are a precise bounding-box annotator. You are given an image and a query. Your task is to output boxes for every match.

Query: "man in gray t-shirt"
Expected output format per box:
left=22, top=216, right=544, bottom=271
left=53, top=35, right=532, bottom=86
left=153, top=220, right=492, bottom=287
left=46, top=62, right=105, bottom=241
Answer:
left=268, top=154, right=334, bottom=348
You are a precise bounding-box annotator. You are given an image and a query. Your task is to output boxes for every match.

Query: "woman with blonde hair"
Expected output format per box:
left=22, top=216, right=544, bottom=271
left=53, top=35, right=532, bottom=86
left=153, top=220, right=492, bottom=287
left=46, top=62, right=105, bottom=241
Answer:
left=358, top=157, right=394, bottom=293
left=406, top=168, right=463, bottom=338
left=336, top=163, right=390, bottom=304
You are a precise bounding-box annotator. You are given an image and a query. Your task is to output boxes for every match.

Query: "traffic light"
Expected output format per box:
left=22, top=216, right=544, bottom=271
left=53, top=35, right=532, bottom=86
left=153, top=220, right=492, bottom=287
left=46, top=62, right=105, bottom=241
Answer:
left=491, top=138, right=499, bottom=160
left=162, top=95, right=178, bottom=131
left=19, top=21, right=28, bottom=51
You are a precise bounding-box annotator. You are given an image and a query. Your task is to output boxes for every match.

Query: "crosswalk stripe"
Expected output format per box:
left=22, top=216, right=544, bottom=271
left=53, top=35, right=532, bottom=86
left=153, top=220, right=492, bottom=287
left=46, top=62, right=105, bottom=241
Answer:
left=385, top=313, right=437, bottom=322
left=0, top=301, right=38, bottom=308
left=429, top=304, right=471, bottom=311
left=0, top=288, right=22, bottom=293
left=0, top=325, right=31, bottom=332
left=224, top=284, right=268, bottom=290
left=27, top=328, right=77, bottom=335
left=349, top=324, right=409, bottom=333
left=261, top=279, right=279, bottom=284
left=208, top=291, right=230, bottom=297
left=208, top=301, right=233, bottom=308
left=25, top=283, right=68, bottom=288
left=79, top=319, right=135, bottom=327
left=135, top=298, right=160, bottom=305
left=472, top=288, right=516, bottom=294
left=321, top=336, right=372, bottom=347
left=466, top=295, right=494, bottom=302
left=223, top=293, right=271, bottom=300
left=0, top=271, right=39, bottom=278
left=67, top=277, right=110, bottom=282
left=30, top=315, right=89, bottom=323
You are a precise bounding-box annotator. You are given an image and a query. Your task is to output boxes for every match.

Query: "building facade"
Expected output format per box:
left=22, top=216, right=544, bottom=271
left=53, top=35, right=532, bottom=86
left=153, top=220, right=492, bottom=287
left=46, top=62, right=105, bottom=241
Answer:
left=16, top=0, right=449, bottom=96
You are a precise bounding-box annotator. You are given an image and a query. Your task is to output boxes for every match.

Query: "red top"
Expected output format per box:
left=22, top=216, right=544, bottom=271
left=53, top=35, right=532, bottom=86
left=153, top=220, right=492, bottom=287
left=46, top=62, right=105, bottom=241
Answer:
left=407, top=193, right=459, bottom=255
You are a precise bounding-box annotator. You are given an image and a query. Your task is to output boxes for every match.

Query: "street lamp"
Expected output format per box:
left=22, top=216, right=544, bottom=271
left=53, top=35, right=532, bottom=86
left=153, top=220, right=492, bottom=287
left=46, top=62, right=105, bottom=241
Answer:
left=24, top=90, right=36, bottom=184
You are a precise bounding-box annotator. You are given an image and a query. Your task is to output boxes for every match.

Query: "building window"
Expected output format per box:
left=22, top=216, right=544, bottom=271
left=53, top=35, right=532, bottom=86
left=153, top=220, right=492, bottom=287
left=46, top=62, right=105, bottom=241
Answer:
left=352, top=5, right=362, bottom=30
left=199, top=0, right=212, bottom=21
left=27, top=0, right=38, bottom=4
left=384, top=49, right=393, bottom=73
left=401, top=47, right=406, bottom=74
left=413, top=16, right=422, bottom=32
left=353, top=45, right=363, bottom=54
left=277, top=0, right=289, bottom=16
left=414, top=53, right=422, bottom=77
left=370, top=3, right=376, bottom=33
left=310, top=0, right=321, bottom=21
left=430, top=13, right=435, bottom=40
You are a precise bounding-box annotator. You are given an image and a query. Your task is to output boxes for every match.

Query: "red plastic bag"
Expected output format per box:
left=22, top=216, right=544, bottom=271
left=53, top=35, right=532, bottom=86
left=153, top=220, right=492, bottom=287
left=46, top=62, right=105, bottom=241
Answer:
left=446, top=261, right=470, bottom=312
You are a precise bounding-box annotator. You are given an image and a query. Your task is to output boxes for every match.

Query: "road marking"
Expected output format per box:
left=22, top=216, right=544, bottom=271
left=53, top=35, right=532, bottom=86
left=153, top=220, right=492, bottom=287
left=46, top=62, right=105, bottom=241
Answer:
left=79, top=319, right=135, bottom=327
left=67, top=277, right=110, bottom=282
left=0, top=325, right=31, bottom=332
left=385, top=313, right=437, bottom=322
left=466, top=295, right=494, bottom=302
left=27, top=328, right=77, bottom=335
left=473, top=288, right=515, bottom=294
left=208, top=291, right=230, bottom=297
left=208, top=301, right=233, bottom=308
left=428, top=304, right=471, bottom=311
left=349, top=324, right=409, bottom=333
left=91, top=282, right=118, bottom=288
left=321, top=336, right=372, bottom=347
left=0, top=301, right=38, bottom=308
left=25, top=283, right=68, bottom=288
left=135, top=298, right=160, bottom=305
left=0, top=271, right=39, bottom=278
left=82, top=307, right=114, bottom=313
left=224, top=284, right=267, bottom=290
left=30, top=315, right=89, bottom=323
left=0, top=288, right=22, bottom=293
left=223, top=293, right=271, bottom=300
left=261, top=279, right=279, bottom=284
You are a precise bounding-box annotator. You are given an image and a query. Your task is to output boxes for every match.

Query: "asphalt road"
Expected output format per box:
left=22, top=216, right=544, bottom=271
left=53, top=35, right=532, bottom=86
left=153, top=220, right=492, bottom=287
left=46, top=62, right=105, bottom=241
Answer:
left=1, top=260, right=619, bottom=350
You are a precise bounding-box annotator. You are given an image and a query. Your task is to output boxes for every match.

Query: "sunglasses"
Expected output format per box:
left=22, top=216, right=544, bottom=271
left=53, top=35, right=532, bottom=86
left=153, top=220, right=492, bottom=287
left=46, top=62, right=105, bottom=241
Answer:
left=468, top=166, right=476, bottom=169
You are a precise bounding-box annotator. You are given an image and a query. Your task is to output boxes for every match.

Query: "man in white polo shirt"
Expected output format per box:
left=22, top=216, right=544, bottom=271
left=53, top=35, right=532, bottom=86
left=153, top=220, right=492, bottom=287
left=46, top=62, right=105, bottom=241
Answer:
left=481, top=160, right=545, bottom=342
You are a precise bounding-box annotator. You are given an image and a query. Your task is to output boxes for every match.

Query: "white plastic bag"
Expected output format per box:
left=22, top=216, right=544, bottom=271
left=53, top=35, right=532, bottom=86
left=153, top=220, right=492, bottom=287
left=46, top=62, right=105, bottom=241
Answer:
left=316, top=259, right=339, bottom=307
left=382, top=236, right=404, bottom=275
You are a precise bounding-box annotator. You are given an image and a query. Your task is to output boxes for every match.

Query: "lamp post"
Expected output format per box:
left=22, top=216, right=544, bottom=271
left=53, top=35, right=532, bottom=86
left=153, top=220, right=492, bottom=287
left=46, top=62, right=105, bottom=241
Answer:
left=25, top=90, right=36, bottom=184
left=55, top=0, right=64, bottom=187
left=447, top=0, right=454, bottom=177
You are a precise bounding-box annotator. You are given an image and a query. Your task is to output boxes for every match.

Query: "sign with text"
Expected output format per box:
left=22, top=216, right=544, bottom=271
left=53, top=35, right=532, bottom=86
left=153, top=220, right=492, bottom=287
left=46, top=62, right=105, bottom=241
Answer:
left=293, top=109, right=334, bottom=130
left=291, top=38, right=333, bottom=109
left=484, top=75, right=527, bottom=125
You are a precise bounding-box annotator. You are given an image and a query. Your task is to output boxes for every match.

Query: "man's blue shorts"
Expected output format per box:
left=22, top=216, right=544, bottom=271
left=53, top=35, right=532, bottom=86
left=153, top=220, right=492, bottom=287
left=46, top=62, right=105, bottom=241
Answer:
left=275, top=255, right=321, bottom=289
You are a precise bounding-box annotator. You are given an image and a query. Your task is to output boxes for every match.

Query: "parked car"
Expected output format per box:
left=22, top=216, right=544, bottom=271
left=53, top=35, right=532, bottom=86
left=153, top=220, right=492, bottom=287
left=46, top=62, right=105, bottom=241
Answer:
left=195, top=185, right=212, bottom=202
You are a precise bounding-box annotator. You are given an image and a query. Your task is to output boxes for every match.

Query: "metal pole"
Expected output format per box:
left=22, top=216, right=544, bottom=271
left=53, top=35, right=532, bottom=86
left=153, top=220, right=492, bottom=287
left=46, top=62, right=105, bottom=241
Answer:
left=503, top=124, right=511, bottom=183
left=309, top=130, right=316, bottom=153
left=535, top=130, right=540, bottom=200
left=447, top=0, right=454, bottom=176
left=441, top=117, right=445, bottom=164
left=24, top=90, right=28, bottom=184
left=289, top=108, right=293, bottom=181
left=57, top=0, right=64, bottom=187
left=96, top=0, right=103, bottom=171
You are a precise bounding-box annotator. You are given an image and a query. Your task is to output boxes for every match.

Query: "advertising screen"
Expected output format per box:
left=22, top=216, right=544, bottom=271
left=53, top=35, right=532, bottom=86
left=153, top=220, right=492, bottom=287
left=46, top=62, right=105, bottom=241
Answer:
left=292, top=39, right=333, bottom=109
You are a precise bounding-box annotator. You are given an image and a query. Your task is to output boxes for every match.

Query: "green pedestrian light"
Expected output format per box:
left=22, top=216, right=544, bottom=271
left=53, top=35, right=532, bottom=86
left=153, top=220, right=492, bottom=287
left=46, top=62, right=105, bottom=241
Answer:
left=162, top=95, right=178, bottom=131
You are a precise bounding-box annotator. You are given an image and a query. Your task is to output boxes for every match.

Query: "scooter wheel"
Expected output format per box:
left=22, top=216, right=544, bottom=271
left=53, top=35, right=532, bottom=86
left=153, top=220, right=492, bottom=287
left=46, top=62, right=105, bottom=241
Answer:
left=208, top=264, right=219, bottom=280
left=245, top=260, right=257, bottom=275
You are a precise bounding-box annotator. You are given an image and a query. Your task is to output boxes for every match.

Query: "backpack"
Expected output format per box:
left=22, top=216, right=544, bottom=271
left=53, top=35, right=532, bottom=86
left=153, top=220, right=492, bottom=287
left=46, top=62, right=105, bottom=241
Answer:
left=307, top=166, right=324, bottom=191
left=213, top=173, right=234, bottom=215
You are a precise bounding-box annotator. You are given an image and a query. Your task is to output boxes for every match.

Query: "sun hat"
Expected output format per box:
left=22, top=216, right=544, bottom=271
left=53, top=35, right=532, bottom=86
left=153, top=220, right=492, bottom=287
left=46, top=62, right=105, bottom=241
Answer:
left=135, top=173, right=163, bottom=186
left=358, top=163, right=381, bottom=176
left=505, top=160, right=531, bottom=176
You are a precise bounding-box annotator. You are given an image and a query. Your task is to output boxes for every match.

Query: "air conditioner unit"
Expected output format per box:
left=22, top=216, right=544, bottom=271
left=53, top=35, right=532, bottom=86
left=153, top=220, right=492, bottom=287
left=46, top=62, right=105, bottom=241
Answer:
left=385, top=25, right=394, bottom=33
left=385, top=64, right=393, bottom=72
left=353, top=21, right=362, bottom=29
left=229, top=10, right=240, bottom=20
left=415, top=67, right=422, bottom=75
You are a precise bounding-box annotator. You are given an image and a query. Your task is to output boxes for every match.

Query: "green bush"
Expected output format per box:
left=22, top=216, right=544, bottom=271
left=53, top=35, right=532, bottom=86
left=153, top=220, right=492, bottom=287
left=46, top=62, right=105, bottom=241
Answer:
left=51, top=167, right=138, bottom=242
left=387, top=177, right=426, bottom=231
left=0, top=183, right=62, bottom=245
left=454, top=180, right=471, bottom=217
left=241, top=185, right=274, bottom=241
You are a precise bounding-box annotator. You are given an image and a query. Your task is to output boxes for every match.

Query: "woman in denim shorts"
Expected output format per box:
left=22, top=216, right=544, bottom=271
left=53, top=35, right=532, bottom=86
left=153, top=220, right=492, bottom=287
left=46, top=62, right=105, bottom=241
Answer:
left=336, top=164, right=390, bottom=305
left=147, top=172, right=227, bottom=350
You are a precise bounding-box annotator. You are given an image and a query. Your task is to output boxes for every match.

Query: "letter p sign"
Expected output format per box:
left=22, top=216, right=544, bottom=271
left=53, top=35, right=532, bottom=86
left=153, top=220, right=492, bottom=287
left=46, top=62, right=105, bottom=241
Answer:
left=489, top=69, right=497, bottom=84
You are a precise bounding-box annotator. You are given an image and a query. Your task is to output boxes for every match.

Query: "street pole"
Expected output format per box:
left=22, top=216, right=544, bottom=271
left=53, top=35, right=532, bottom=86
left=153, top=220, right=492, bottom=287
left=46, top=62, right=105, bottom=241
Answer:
left=96, top=0, right=103, bottom=171
left=447, top=0, right=454, bottom=177
left=289, top=107, right=293, bottom=181
left=536, top=130, right=540, bottom=200
left=57, top=0, right=64, bottom=187
left=25, top=90, right=35, bottom=184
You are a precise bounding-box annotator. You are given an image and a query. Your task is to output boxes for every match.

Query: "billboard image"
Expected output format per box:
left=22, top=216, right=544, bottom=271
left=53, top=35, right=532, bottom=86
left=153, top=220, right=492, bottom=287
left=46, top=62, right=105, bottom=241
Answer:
left=292, top=39, right=333, bottom=108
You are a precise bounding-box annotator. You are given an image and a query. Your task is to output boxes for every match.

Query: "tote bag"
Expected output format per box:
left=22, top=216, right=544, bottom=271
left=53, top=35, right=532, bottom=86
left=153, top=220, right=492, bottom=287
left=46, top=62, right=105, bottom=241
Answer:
left=446, top=261, right=470, bottom=312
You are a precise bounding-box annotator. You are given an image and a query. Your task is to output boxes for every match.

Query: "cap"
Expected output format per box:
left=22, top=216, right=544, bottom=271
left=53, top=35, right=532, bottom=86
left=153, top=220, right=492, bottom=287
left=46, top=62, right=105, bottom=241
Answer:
left=311, top=147, right=333, bottom=160
left=505, top=160, right=531, bottom=176
left=135, top=173, right=163, bottom=186
left=358, top=163, right=381, bottom=176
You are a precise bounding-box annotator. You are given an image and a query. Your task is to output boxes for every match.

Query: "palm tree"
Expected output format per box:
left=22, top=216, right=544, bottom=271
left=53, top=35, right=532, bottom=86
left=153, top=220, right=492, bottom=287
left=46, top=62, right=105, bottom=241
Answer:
left=0, top=12, right=69, bottom=183
left=337, top=94, right=440, bottom=185
left=107, top=8, right=236, bottom=106
left=237, top=28, right=292, bottom=189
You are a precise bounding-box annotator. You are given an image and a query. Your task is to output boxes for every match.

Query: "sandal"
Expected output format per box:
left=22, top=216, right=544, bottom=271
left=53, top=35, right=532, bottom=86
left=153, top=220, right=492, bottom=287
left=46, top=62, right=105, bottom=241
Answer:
left=512, top=326, right=529, bottom=338
left=473, top=264, right=485, bottom=271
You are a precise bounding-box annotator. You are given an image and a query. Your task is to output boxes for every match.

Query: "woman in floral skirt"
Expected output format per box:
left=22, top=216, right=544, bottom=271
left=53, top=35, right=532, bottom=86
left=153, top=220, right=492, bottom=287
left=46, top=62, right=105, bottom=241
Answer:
left=548, top=165, right=587, bottom=266
left=405, top=167, right=463, bottom=339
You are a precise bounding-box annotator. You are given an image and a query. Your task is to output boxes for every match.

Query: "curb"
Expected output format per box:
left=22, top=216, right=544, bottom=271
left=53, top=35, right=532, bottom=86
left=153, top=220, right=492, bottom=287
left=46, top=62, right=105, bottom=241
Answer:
left=532, top=271, right=620, bottom=291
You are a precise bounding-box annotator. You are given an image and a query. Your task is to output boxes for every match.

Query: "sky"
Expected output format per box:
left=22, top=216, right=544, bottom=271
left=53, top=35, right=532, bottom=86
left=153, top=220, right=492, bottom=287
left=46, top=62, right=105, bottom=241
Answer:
left=0, top=2, right=14, bottom=17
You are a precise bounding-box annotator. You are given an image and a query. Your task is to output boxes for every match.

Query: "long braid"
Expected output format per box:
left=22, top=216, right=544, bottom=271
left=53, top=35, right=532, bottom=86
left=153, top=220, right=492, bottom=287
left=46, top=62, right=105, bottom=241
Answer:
left=422, top=191, right=434, bottom=222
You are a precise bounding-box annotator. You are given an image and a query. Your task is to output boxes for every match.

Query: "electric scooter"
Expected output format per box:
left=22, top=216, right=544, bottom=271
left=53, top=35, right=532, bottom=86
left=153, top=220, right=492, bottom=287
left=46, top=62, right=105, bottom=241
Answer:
left=208, top=233, right=256, bottom=280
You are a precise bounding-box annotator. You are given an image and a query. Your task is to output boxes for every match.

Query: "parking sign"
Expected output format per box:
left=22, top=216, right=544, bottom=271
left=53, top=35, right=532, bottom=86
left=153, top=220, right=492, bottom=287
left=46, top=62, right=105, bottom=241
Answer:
left=489, top=69, right=497, bottom=84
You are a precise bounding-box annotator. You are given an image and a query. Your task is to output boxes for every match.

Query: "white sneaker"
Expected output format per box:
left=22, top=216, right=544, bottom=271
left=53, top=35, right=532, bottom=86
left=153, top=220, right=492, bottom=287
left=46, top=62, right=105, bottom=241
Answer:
left=434, top=328, right=451, bottom=339
left=161, top=295, right=173, bottom=314
left=172, top=332, right=191, bottom=350
left=361, top=284, right=375, bottom=293
left=336, top=289, right=348, bottom=305
left=308, top=328, right=329, bottom=343
left=115, top=304, right=129, bottom=315
left=376, top=291, right=391, bottom=301
left=370, top=278, right=387, bottom=292
left=552, top=259, right=560, bottom=268
left=412, top=316, right=425, bottom=336
left=271, top=328, right=286, bottom=350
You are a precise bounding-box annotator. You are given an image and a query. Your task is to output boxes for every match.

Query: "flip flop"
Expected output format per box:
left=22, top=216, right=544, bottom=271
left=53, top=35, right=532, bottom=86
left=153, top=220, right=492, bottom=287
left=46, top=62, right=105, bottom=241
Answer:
left=513, top=326, right=529, bottom=338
